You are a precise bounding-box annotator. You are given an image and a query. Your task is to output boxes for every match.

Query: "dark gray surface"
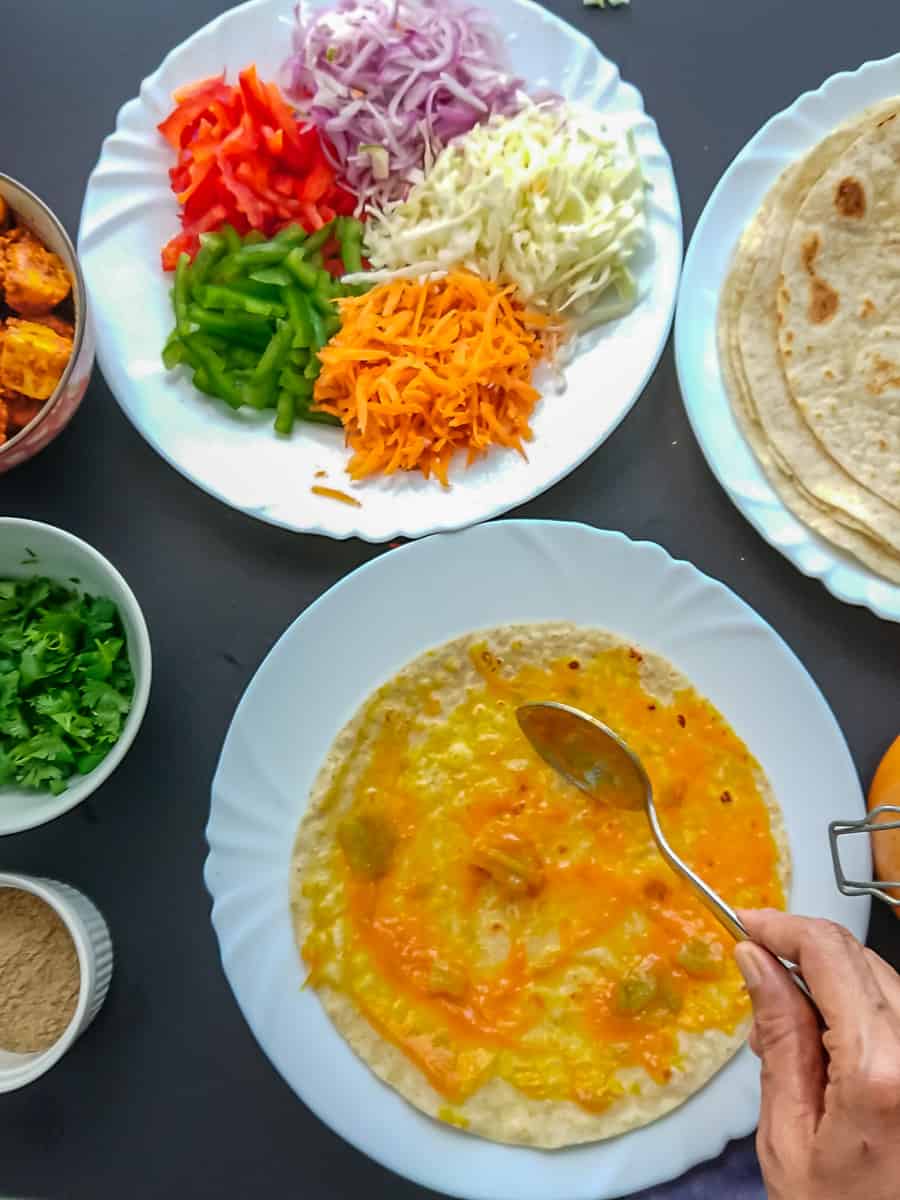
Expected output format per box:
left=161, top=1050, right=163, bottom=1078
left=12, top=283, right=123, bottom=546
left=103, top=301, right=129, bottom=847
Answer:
left=2, top=1, right=899, bottom=1196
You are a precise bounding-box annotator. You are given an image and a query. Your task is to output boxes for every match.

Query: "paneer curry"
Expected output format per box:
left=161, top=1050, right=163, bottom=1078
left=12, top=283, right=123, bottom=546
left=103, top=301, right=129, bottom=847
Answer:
left=0, top=195, right=75, bottom=445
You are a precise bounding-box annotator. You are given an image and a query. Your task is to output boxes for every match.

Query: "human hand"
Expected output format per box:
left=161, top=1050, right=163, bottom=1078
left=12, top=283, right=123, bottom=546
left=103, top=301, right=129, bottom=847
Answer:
left=734, top=909, right=900, bottom=1200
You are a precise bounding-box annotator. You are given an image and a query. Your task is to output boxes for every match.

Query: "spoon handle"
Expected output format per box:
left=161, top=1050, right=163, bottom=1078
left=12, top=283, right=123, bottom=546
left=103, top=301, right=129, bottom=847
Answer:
left=647, top=806, right=818, bottom=1010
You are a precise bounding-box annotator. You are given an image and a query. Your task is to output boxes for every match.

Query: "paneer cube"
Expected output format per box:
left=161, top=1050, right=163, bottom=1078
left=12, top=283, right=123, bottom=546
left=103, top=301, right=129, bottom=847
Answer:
left=471, top=824, right=545, bottom=897
left=0, top=385, right=42, bottom=443
left=0, top=318, right=73, bottom=400
left=1, top=228, right=71, bottom=315
left=29, top=312, right=75, bottom=340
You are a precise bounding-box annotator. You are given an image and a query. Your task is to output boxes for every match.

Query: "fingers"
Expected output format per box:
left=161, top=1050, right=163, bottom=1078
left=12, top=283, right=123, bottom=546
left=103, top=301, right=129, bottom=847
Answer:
left=734, top=941, right=825, bottom=1135
left=737, top=908, right=883, bottom=1031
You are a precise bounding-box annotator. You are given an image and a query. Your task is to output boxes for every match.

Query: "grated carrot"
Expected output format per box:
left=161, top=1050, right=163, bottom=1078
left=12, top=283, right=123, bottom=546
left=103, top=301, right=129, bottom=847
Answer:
left=313, top=272, right=550, bottom=486
left=311, top=485, right=362, bottom=508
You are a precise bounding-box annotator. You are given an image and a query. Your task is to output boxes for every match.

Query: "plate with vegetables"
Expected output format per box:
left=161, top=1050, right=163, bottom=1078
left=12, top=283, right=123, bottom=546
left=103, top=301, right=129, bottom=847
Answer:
left=80, top=0, right=681, bottom=540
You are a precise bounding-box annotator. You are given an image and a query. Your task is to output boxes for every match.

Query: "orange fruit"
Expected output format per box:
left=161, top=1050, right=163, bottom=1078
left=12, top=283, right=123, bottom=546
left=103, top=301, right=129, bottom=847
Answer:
left=867, top=735, right=900, bottom=913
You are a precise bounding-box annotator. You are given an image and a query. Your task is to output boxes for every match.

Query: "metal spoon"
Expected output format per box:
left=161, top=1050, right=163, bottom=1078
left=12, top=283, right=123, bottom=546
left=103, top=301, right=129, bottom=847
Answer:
left=516, top=700, right=816, bottom=1007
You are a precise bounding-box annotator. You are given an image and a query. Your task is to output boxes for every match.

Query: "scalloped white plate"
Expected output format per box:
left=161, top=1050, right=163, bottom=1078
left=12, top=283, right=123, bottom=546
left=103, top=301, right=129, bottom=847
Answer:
left=675, top=53, right=900, bottom=621
left=78, top=0, right=681, bottom=542
left=205, top=520, right=868, bottom=1200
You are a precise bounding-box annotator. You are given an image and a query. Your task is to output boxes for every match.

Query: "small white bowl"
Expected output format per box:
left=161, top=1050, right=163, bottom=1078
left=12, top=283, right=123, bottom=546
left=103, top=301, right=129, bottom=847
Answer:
left=0, top=518, right=151, bottom=834
left=0, top=873, right=113, bottom=1093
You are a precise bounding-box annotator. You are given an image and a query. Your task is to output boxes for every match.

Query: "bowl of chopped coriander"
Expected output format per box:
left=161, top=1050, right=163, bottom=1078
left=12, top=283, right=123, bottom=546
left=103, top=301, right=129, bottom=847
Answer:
left=0, top=519, right=151, bottom=833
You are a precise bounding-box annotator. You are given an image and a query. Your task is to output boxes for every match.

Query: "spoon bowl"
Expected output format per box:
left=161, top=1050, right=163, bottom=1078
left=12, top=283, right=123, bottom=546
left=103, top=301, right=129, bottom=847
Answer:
left=515, top=700, right=646, bottom=811
left=516, top=701, right=815, bottom=1006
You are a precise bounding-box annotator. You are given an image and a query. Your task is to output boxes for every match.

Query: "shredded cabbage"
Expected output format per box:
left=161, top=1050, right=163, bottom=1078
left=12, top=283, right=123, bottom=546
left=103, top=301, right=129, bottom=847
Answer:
left=348, top=103, right=651, bottom=329
left=285, top=0, right=526, bottom=210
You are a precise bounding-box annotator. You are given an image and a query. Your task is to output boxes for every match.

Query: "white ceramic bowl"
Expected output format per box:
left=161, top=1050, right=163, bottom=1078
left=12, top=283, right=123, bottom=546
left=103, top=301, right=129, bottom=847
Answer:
left=0, top=872, right=113, bottom=1093
left=0, top=519, right=151, bottom=834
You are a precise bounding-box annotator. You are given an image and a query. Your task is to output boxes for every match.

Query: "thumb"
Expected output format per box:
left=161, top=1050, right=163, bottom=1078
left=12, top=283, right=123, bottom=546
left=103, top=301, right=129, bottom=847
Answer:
left=734, top=942, right=824, bottom=1132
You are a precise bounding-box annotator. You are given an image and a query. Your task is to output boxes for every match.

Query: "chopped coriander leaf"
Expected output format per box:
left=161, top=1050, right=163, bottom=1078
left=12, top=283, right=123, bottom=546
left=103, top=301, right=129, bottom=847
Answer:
left=0, top=577, right=135, bottom=795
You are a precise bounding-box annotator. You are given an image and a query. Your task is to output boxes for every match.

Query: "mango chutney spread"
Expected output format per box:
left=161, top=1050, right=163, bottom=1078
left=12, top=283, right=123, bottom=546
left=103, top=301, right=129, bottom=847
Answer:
left=290, top=624, right=789, bottom=1147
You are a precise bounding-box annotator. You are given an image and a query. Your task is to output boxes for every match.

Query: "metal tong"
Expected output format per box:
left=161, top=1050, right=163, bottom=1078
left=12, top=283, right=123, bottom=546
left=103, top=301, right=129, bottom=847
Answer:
left=829, top=805, right=900, bottom=907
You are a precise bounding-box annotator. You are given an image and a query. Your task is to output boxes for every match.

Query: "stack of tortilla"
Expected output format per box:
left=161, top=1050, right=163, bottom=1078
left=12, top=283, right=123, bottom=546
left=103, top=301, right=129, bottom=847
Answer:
left=718, top=98, right=900, bottom=583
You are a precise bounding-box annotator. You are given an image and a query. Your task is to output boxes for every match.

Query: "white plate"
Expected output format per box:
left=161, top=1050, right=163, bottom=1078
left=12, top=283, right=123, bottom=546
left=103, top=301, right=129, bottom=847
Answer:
left=205, top=520, right=869, bottom=1200
left=675, top=53, right=900, bottom=621
left=79, top=0, right=681, bottom=542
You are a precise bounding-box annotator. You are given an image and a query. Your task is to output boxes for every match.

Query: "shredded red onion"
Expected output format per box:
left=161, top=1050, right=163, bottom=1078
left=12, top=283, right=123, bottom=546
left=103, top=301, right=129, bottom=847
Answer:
left=285, top=0, right=527, bottom=209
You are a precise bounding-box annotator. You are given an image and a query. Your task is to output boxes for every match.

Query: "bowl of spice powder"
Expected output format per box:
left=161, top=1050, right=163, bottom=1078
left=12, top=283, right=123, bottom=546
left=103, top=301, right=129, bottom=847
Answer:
left=0, top=872, right=113, bottom=1091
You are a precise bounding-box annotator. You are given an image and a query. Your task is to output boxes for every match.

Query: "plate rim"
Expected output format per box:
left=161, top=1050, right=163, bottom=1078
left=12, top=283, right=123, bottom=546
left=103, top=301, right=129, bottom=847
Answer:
left=78, top=0, right=683, bottom=543
left=674, top=50, right=900, bottom=621
left=204, top=518, right=869, bottom=1200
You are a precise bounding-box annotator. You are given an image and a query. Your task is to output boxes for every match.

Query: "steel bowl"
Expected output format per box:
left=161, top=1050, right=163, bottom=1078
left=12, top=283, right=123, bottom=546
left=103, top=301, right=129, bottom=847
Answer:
left=0, top=174, right=95, bottom=473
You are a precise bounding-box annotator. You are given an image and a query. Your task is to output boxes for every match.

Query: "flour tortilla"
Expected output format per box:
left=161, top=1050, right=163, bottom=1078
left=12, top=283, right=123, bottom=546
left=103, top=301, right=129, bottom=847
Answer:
left=718, top=99, right=900, bottom=582
left=290, top=623, right=791, bottom=1148
left=778, top=105, right=900, bottom=512
left=719, top=203, right=900, bottom=582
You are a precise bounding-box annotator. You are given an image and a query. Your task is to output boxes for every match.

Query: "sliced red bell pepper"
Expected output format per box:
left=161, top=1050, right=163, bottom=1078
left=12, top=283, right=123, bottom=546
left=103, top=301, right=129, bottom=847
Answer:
left=181, top=170, right=232, bottom=224
left=160, top=202, right=229, bottom=270
left=158, top=64, right=358, bottom=269
left=219, top=156, right=272, bottom=228
left=263, top=127, right=284, bottom=157
left=264, top=79, right=315, bottom=172
left=176, top=156, right=216, bottom=207
left=237, top=65, right=272, bottom=125
left=159, top=75, right=232, bottom=149
left=169, top=163, right=191, bottom=193
left=333, top=189, right=357, bottom=216
left=171, top=72, right=226, bottom=106
left=270, top=171, right=295, bottom=198
left=217, top=111, right=258, bottom=159
left=300, top=158, right=334, bottom=204
left=297, top=201, right=326, bottom=231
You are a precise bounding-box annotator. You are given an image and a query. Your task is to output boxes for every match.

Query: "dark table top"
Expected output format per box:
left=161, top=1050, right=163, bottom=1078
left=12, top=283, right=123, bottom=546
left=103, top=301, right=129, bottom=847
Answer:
left=2, top=0, right=899, bottom=1196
